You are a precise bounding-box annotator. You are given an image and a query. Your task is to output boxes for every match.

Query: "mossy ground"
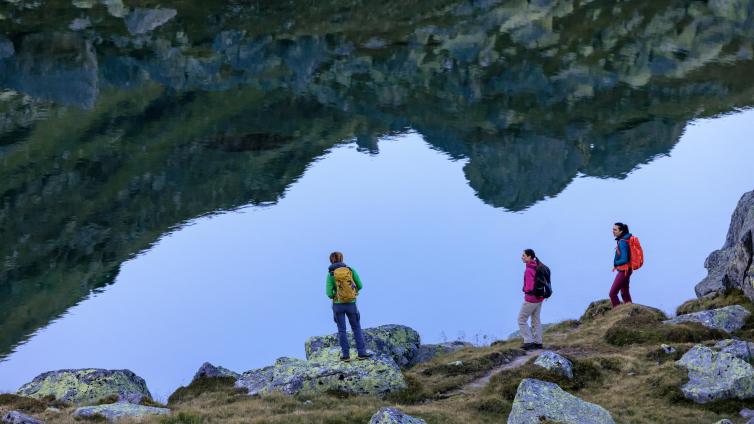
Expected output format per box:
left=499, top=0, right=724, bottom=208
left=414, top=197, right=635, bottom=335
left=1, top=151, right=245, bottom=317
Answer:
left=3, top=293, right=753, bottom=423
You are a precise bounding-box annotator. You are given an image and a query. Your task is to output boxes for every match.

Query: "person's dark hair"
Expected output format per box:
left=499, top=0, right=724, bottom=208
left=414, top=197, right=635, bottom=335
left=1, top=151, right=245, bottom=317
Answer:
left=614, top=222, right=629, bottom=236
left=523, top=249, right=536, bottom=259
left=329, top=251, right=344, bottom=264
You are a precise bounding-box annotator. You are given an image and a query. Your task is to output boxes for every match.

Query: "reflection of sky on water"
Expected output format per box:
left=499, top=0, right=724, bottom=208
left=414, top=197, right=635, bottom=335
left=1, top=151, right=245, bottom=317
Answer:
left=1, top=110, right=753, bottom=398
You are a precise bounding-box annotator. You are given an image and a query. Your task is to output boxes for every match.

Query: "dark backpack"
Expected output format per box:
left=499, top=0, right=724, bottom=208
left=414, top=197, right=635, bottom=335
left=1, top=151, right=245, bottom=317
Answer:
left=533, top=262, right=552, bottom=299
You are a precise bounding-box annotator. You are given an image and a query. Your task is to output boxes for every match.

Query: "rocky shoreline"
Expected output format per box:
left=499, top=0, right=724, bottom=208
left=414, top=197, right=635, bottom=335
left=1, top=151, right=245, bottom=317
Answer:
left=1, top=188, right=753, bottom=423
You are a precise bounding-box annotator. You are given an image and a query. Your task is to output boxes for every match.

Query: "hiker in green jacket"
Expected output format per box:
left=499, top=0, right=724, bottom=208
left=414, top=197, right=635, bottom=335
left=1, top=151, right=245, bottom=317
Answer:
left=326, top=251, right=371, bottom=361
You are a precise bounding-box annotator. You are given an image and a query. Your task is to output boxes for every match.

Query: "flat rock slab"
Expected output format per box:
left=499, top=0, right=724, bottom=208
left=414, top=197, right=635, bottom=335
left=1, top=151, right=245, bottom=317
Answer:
left=663, top=305, right=750, bottom=333
left=507, top=378, right=615, bottom=424
left=1, top=411, right=42, bottom=424
left=192, top=362, right=240, bottom=382
left=369, top=407, right=426, bottom=424
left=124, top=8, right=177, bottom=35
left=305, top=324, right=420, bottom=367
left=17, top=368, right=152, bottom=405
left=235, top=349, right=406, bottom=397
left=409, top=341, right=473, bottom=366
left=73, top=402, right=170, bottom=422
left=534, top=351, right=574, bottom=379
left=676, top=345, right=754, bottom=403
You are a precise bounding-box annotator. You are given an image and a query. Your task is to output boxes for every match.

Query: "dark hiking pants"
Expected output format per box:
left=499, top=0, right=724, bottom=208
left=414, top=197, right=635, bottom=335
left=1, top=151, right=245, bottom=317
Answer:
left=609, top=269, right=633, bottom=306
left=332, top=303, right=367, bottom=358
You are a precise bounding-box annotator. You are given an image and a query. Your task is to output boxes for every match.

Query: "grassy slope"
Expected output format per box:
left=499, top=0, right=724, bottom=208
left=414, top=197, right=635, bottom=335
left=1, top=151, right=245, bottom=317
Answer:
left=3, top=291, right=753, bottom=424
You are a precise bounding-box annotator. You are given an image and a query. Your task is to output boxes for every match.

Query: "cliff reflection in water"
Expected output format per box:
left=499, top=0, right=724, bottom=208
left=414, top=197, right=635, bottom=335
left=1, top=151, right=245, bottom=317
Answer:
left=1, top=0, right=754, bottom=359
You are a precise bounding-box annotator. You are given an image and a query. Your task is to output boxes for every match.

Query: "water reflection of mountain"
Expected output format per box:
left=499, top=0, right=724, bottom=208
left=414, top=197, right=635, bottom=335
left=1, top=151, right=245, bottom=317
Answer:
left=1, top=0, right=754, bottom=357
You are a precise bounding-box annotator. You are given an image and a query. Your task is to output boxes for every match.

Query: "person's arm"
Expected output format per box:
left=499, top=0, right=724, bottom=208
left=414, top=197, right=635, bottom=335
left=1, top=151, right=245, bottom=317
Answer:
left=351, top=268, right=363, bottom=291
left=614, top=240, right=629, bottom=266
left=326, top=273, right=335, bottom=299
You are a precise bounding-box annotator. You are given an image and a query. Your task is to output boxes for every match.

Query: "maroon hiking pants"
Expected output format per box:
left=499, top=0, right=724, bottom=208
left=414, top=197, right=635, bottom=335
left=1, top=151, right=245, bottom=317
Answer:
left=609, top=269, right=632, bottom=307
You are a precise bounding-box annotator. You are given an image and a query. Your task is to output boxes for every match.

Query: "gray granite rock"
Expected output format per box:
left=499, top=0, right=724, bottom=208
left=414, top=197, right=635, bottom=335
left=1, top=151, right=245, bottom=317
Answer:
left=305, top=324, right=420, bottom=367
left=69, top=17, right=91, bottom=31
left=192, top=362, right=240, bottom=381
left=17, top=368, right=152, bottom=405
left=73, top=402, right=170, bottom=422
left=124, top=8, right=177, bottom=35
left=695, top=190, right=754, bottom=300
left=507, top=378, right=615, bottom=424
left=661, top=344, right=677, bottom=354
left=369, top=407, right=427, bottom=424
left=534, top=351, right=574, bottom=379
left=742, top=408, right=754, bottom=418
left=235, top=349, right=406, bottom=397
left=676, top=345, right=754, bottom=403
left=1, top=411, right=42, bottom=424
left=663, top=305, right=750, bottom=333
left=409, top=341, right=473, bottom=366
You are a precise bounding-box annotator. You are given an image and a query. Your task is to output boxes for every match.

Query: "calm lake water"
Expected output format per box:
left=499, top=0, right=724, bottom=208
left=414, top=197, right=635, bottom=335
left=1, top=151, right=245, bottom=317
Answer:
left=1, top=0, right=754, bottom=398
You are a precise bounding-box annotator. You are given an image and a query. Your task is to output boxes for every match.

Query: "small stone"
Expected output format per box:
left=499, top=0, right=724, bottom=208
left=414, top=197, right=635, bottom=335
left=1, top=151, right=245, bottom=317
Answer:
left=447, top=360, right=464, bottom=366
left=742, top=408, right=754, bottom=418
left=713, top=420, right=733, bottom=424
left=1, top=411, right=42, bottom=424
left=534, top=351, right=574, bottom=379
left=661, top=344, right=677, bottom=354
left=124, top=8, right=177, bottom=35
left=362, top=37, right=387, bottom=49
left=369, top=407, right=427, bottom=424
left=72, top=0, right=95, bottom=8
left=69, top=17, right=91, bottom=31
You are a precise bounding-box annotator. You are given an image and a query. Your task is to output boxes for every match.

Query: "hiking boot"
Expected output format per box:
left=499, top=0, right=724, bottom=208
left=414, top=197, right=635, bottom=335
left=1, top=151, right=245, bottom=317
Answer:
left=357, top=353, right=374, bottom=360
left=340, top=356, right=351, bottom=362
left=520, top=343, right=536, bottom=351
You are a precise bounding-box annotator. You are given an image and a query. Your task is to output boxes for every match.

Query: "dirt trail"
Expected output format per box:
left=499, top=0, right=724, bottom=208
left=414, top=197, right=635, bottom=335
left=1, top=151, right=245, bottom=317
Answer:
left=442, top=349, right=542, bottom=397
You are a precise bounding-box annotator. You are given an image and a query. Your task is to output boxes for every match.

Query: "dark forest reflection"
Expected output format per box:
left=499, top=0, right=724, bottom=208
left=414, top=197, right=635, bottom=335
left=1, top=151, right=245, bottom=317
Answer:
left=1, top=0, right=754, bottom=359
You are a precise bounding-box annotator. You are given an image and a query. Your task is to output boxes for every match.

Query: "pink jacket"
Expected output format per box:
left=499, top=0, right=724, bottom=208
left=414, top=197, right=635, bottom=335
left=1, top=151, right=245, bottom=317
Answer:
left=523, top=259, right=544, bottom=303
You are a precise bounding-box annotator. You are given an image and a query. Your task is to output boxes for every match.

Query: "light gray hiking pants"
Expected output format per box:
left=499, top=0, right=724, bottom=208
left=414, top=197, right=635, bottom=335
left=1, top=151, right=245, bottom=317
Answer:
left=518, top=301, right=543, bottom=344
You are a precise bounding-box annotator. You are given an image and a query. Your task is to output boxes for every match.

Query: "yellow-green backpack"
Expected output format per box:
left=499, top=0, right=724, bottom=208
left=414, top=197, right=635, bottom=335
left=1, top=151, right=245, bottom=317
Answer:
left=333, top=267, right=358, bottom=303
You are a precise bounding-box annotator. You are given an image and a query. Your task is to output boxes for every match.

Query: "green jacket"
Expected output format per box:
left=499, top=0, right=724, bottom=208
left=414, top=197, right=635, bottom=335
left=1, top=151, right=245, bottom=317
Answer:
left=326, top=264, right=363, bottom=303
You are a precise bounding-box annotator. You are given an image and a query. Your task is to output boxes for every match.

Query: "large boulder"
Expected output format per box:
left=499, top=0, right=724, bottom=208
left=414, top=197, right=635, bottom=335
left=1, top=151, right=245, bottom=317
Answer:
left=235, top=349, right=406, bottom=397
left=695, top=190, right=754, bottom=300
left=1, top=411, right=42, bottom=424
left=676, top=345, right=754, bottom=403
left=369, top=407, right=427, bottom=424
left=73, top=402, right=170, bottom=422
left=16, top=369, right=152, bottom=405
left=409, top=341, right=473, bottom=366
left=305, top=325, right=420, bottom=367
left=534, top=351, right=574, bottom=379
left=663, top=305, right=750, bottom=333
left=124, top=8, right=177, bottom=35
left=507, top=378, right=615, bottom=424
left=192, top=362, right=240, bottom=382
left=715, top=339, right=754, bottom=362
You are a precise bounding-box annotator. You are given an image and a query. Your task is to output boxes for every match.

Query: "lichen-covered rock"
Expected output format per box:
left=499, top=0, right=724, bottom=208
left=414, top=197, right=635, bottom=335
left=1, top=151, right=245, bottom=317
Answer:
left=713, top=419, right=733, bottom=424
left=534, top=351, right=574, bottom=379
left=73, top=402, right=170, bottom=422
left=662, top=305, right=750, bottom=333
left=16, top=369, right=152, bottom=405
left=192, top=362, right=240, bottom=382
left=1, top=411, right=42, bottom=424
left=369, top=407, right=427, bottom=424
left=715, top=339, right=754, bottom=362
left=676, top=345, right=754, bottom=403
left=235, top=349, right=406, bottom=397
left=695, top=190, right=754, bottom=300
left=124, top=8, right=177, bottom=35
left=507, top=378, right=615, bottom=424
left=409, top=341, right=473, bottom=366
left=305, top=324, right=420, bottom=367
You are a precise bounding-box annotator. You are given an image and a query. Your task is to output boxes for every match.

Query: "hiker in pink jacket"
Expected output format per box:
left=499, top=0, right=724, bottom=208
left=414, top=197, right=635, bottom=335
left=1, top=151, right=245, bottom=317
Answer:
left=518, top=249, right=544, bottom=350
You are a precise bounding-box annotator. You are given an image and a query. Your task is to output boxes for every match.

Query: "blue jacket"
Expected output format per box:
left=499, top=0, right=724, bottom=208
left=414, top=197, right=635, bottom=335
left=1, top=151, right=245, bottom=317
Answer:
left=614, top=233, right=632, bottom=267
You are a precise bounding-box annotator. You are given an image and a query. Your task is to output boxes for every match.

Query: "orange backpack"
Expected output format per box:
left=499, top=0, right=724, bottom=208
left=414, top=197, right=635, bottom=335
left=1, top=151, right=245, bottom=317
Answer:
left=617, top=236, right=644, bottom=271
